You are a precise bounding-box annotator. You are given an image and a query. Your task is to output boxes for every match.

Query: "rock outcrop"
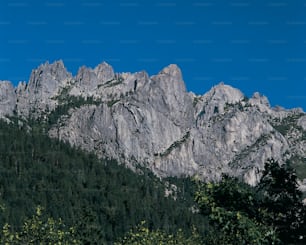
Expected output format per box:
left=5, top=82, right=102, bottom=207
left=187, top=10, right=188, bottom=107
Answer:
left=0, top=81, right=16, bottom=118
left=16, top=60, right=72, bottom=118
left=0, top=60, right=305, bottom=185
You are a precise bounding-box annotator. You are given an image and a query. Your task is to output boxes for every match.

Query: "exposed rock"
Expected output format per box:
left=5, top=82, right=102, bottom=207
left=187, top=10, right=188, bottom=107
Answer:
left=94, top=62, right=115, bottom=84
left=75, top=66, right=98, bottom=93
left=46, top=63, right=305, bottom=184
left=0, top=60, right=305, bottom=185
left=194, top=83, right=244, bottom=120
left=17, top=60, right=72, bottom=117
left=69, top=62, right=115, bottom=98
left=0, top=81, right=16, bottom=117
left=298, top=115, right=306, bottom=131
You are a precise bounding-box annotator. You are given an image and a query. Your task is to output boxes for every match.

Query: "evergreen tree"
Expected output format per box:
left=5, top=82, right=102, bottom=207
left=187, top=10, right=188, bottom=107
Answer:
left=115, top=221, right=202, bottom=245
left=257, top=159, right=306, bottom=244
left=1, top=206, right=80, bottom=244
left=195, top=175, right=278, bottom=245
left=0, top=119, right=207, bottom=243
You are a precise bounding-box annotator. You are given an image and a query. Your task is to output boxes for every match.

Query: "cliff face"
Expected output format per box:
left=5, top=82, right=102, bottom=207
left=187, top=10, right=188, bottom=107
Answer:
left=1, top=61, right=305, bottom=184
left=0, top=81, right=16, bottom=118
left=16, top=60, right=72, bottom=118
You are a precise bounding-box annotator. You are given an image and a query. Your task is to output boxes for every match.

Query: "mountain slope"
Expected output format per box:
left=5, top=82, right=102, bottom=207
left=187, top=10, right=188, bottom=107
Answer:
left=0, top=60, right=305, bottom=184
left=0, top=119, right=206, bottom=243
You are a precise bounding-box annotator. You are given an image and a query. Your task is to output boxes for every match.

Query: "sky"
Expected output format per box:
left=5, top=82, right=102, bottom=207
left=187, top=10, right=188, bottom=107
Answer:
left=0, top=0, right=305, bottom=110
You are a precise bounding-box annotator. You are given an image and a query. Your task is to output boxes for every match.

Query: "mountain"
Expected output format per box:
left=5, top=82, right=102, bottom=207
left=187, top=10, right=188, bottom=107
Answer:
left=1, top=60, right=305, bottom=185
left=0, top=119, right=207, bottom=243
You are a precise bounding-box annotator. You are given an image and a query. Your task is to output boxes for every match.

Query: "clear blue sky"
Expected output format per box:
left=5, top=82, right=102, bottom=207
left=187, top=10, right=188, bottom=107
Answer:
left=0, top=0, right=305, bottom=110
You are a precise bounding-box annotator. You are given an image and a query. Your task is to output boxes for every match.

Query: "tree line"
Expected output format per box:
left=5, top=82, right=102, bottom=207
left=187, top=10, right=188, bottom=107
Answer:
left=0, top=118, right=305, bottom=244
left=0, top=119, right=206, bottom=244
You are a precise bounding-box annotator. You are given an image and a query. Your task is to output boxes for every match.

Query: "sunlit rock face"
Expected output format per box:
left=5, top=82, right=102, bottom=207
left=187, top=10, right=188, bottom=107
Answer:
left=0, top=81, right=16, bottom=117
left=16, top=60, right=72, bottom=118
left=0, top=60, right=305, bottom=185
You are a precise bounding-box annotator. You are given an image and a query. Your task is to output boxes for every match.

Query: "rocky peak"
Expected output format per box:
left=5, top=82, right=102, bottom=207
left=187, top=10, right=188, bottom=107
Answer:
left=150, top=64, right=187, bottom=99
left=0, top=80, right=13, bottom=90
left=75, top=62, right=115, bottom=88
left=210, top=82, right=244, bottom=103
left=249, top=92, right=271, bottom=113
left=26, top=60, right=72, bottom=92
left=149, top=64, right=193, bottom=126
left=152, top=64, right=184, bottom=87
left=17, top=60, right=72, bottom=117
left=159, top=64, right=182, bottom=78
left=94, top=62, right=115, bottom=83
left=196, top=82, right=244, bottom=119
left=0, top=60, right=305, bottom=186
left=75, top=66, right=98, bottom=92
left=69, top=62, right=116, bottom=98
left=30, top=60, right=71, bottom=83
left=16, top=81, right=27, bottom=93
left=117, top=70, right=149, bottom=95
left=251, top=92, right=270, bottom=104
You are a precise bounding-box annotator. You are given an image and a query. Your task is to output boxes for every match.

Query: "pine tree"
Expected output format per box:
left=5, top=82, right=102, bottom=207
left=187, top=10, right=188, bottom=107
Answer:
left=257, top=158, right=306, bottom=243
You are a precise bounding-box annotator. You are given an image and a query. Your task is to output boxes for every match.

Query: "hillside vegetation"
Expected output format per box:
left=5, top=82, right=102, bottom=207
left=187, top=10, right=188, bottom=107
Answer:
left=0, top=119, right=206, bottom=243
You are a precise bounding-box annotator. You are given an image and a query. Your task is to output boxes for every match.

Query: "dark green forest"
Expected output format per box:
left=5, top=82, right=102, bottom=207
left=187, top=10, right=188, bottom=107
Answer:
left=0, top=118, right=306, bottom=244
left=0, top=119, right=207, bottom=244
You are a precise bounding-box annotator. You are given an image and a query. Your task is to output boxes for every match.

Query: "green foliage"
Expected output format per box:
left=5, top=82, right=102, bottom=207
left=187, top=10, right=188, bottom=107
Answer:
left=159, top=131, right=190, bottom=157
left=224, top=102, right=235, bottom=112
left=193, top=97, right=201, bottom=107
left=3, top=112, right=306, bottom=244
left=195, top=159, right=306, bottom=244
left=115, top=221, right=202, bottom=245
left=205, top=207, right=278, bottom=245
left=102, top=77, right=124, bottom=88
left=242, top=95, right=249, bottom=102
left=74, top=206, right=104, bottom=244
left=257, top=159, right=306, bottom=243
left=223, top=99, right=248, bottom=113
left=48, top=95, right=101, bottom=126
left=271, top=113, right=304, bottom=136
left=229, top=134, right=270, bottom=168
left=195, top=175, right=278, bottom=245
left=107, top=99, right=120, bottom=107
left=0, top=119, right=207, bottom=243
left=288, top=155, right=306, bottom=179
left=195, top=175, right=258, bottom=217
left=1, top=206, right=80, bottom=244
left=105, top=80, right=123, bottom=88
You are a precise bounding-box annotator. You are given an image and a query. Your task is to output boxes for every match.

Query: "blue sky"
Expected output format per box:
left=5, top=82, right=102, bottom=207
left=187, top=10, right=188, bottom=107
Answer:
left=0, top=0, right=305, bottom=110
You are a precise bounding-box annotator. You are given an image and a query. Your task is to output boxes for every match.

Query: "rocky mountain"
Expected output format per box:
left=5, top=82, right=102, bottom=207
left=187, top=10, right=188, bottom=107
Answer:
left=1, top=60, right=305, bottom=185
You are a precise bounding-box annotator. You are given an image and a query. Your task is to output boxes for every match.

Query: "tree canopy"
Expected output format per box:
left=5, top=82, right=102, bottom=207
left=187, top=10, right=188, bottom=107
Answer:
left=257, top=159, right=305, bottom=243
left=1, top=117, right=305, bottom=244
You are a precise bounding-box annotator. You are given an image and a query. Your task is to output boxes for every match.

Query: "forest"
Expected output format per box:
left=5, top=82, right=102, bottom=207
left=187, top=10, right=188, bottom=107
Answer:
left=0, top=119, right=207, bottom=244
left=0, top=118, right=305, bottom=244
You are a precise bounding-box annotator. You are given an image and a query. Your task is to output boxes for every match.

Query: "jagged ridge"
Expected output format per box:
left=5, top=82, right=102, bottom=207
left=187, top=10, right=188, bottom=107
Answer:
left=0, top=60, right=305, bottom=185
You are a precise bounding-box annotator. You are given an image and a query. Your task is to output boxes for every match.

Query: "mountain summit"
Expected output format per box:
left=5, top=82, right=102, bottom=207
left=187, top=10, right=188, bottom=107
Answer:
left=1, top=61, right=305, bottom=185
